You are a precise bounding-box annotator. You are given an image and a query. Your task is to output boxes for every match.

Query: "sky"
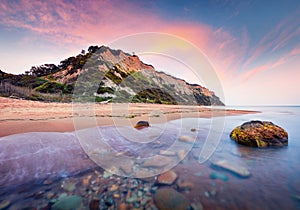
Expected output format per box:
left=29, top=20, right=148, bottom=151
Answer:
left=0, top=0, right=299, bottom=105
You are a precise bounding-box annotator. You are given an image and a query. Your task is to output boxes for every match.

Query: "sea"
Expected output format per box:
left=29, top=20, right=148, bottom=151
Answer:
left=1, top=106, right=300, bottom=209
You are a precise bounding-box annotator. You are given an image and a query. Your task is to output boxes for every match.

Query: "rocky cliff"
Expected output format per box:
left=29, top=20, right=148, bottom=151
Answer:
left=0, top=46, right=224, bottom=105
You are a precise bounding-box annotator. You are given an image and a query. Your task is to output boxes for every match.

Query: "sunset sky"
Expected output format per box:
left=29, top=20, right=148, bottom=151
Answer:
left=0, top=0, right=299, bottom=105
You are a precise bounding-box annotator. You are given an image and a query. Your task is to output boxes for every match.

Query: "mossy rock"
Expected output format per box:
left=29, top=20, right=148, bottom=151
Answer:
left=230, top=120, right=288, bottom=148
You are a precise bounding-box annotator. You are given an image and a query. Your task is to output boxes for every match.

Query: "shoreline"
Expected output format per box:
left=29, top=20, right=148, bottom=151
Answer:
left=0, top=97, right=259, bottom=137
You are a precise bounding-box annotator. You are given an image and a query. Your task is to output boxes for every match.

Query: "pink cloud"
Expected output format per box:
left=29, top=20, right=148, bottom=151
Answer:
left=0, top=0, right=243, bottom=79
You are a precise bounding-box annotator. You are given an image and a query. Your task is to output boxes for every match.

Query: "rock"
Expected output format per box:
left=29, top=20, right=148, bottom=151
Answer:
left=109, top=184, right=119, bottom=192
left=118, top=203, right=128, bottom=210
left=43, top=179, right=53, bottom=185
left=134, top=121, right=150, bottom=129
left=142, top=155, right=172, bottom=168
left=89, top=199, right=100, bottom=210
left=82, top=175, right=92, bottom=187
left=176, top=179, right=194, bottom=190
left=157, top=170, right=178, bottom=185
left=159, top=150, right=177, bottom=156
left=230, top=120, right=288, bottom=147
left=153, top=187, right=189, bottom=210
left=103, top=171, right=113, bottom=178
left=61, top=180, right=76, bottom=192
left=178, top=135, right=195, bottom=144
left=191, top=202, right=203, bottom=210
left=126, top=194, right=138, bottom=203
left=52, top=195, right=82, bottom=210
left=209, top=171, right=229, bottom=181
left=0, top=200, right=10, bottom=210
left=120, top=163, right=133, bottom=175
left=177, top=150, right=187, bottom=161
left=212, top=160, right=251, bottom=178
left=190, top=128, right=197, bottom=132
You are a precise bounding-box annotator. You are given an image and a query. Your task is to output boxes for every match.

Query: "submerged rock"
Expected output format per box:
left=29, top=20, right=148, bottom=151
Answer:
left=212, top=160, right=251, bottom=178
left=0, top=200, right=10, bottom=210
left=209, top=171, right=229, bottom=181
left=52, top=195, right=82, bottom=210
left=157, top=170, right=178, bottom=185
left=153, top=187, right=189, bottom=210
left=230, top=120, right=288, bottom=147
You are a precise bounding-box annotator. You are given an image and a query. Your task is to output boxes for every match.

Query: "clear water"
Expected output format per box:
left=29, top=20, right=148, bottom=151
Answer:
left=1, top=106, right=300, bottom=209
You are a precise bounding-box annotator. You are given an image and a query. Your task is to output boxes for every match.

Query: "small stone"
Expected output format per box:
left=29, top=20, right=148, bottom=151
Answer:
left=153, top=187, right=189, bottom=210
left=118, top=203, right=128, bottom=210
left=209, top=171, right=229, bottom=181
left=177, top=150, right=187, bottom=161
left=52, top=195, right=82, bottom=210
left=126, top=194, right=138, bottom=203
left=46, top=192, right=55, bottom=200
left=178, top=135, right=195, bottom=144
left=140, top=196, right=152, bottom=206
left=134, top=121, right=150, bottom=129
left=120, top=163, right=133, bottom=175
left=191, top=128, right=197, bottom=132
left=194, top=172, right=202, bottom=176
left=43, top=179, right=53, bottom=185
left=157, top=170, right=178, bottom=185
left=176, top=179, right=194, bottom=190
left=159, top=150, right=177, bottom=156
left=89, top=199, right=100, bottom=210
left=61, top=180, right=76, bottom=192
left=103, top=171, right=113, bottom=178
left=212, top=160, right=251, bottom=178
left=142, top=155, right=172, bottom=168
left=82, top=175, right=92, bottom=187
left=113, top=193, right=120, bottom=199
left=109, top=184, right=119, bottom=192
left=0, top=200, right=10, bottom=210
left=191, top=202, right=203, bottom=210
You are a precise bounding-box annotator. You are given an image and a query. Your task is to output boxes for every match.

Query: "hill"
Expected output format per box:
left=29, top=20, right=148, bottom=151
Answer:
left=0, top=46, right=224, bottom=105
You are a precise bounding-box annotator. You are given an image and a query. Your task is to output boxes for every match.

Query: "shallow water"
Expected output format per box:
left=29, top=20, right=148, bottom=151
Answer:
left=1, top=106, right=300, bottom=209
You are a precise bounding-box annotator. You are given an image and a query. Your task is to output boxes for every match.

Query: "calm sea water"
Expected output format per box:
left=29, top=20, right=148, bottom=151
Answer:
left=1, top=106, right=300, bottom=209
left=188, top=106, right=300, bottom=209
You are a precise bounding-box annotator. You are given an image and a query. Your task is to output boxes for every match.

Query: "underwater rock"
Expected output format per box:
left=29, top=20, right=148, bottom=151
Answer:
left=157, top=170, right=178, bottom=185
left=154, top=187, right=189, bottom=210
left=0, top=200, right=10, bottom=210
left=209, top=171, right=229, bottom=181
left=212, top=160, right=251, bottom=178
left=51, top=195, right=82, bottom=210
left=230, top=120, right=288, bottom=147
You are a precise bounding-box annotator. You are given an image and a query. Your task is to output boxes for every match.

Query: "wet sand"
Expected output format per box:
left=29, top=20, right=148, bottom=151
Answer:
left=0, top=97, right=257, bottom=137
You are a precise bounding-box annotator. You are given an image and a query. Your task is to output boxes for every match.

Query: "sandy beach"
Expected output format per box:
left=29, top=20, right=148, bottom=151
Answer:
left=0, top=97, right=257, bottom=137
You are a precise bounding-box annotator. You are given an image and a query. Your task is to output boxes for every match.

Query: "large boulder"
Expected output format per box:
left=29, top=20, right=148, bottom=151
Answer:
left=230, top=120, right=288, bottom=147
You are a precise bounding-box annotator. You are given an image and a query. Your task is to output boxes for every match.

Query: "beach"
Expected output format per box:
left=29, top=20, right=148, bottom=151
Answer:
left=0, top=97, right=256, bottom=137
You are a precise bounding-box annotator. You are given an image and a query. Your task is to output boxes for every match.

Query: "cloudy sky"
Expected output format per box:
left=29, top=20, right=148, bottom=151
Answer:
left=0, top=0, right=299, bottom=105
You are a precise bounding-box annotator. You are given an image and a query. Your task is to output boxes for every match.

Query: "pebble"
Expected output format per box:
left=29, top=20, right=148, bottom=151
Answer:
left=159, top=150, right=177, bottom=156
left=157, top=170, right=178, bottom=185
left=191, top=202, right=203, bottom=210
left=0, top=200, right=10, bottom=210
left=209, top=171, right=229, bottom=181
left=89, top=199, right=100, bottom=210
left=43, top=179, right=53, bottom=185
left=126, top=194, right=138, bottom=203
left=61, top=180, right=76, bottom=192
left=109, top=184, right=119, bottom=192
left=191, top=128, right=197, bottom=132
left=176, top=179, right=194, bottom=190
left=103, top=171, right=113, bottom=178
left=178, top=135, right=195, bottom=144
left=118, top=203, right=128, bottom=210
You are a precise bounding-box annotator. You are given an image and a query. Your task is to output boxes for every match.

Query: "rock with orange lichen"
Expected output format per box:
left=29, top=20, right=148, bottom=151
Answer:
left=230, top=120, right=288, bottom=147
